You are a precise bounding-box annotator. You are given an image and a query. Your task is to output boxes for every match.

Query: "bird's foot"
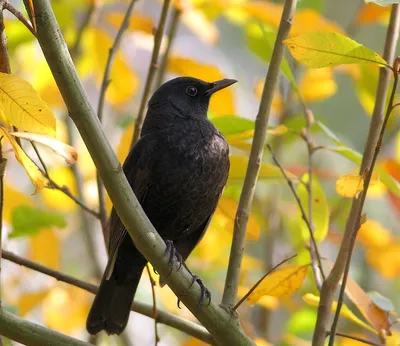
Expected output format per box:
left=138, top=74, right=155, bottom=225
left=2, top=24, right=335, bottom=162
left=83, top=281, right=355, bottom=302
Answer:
left=177, top=275, right=211, bottom=311
left=163, top=240, right=184, bottom=276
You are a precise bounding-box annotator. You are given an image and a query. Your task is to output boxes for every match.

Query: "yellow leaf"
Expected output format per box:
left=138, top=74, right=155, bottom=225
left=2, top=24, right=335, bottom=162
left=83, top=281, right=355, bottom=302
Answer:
left=242, top=3, right=344, bottom=35
left=42, top=285, right=90, bottom=334
left=358, top=220, right=392, bottom=248
left=303, top=293, right=377, bottom=334
left=80, top=27, right=139, bottom=107
left=254, top=338, right=273, bottom=346
left=365, top=243, right=400, bottom=278
left=386, top=330, right=400, bottom=346
left=181, top=6, right=219, bottom=44
left=41, top=166, right=77, bottom=212
left=229, top=155, right=296, bottom=181
left=284, top=32, right=387, bottom=68
left=17, top=290, right=49, bottom=316
left=4, top=184, right=33, bottom=223
left=29, top=228, right=60, bottom=270
left=336, top=173, right=380, bottom=198
left=266, top=125, right=288, bottom=136
left=10, top=132, right=78, bottom=164
left=297, top=174, right=329, bottom=242
left=247, top=265, right=309, bottom=304
left=299, top=68, right=337, bottom=102
left=357, top=3, right=391, bottom=25
left=216, top=196, right=260, bottom=240
left=105, top=12, right=154, bottom=34
left=168, top=56, right=235, bottom=116
left=0, top=73, right=56, bottom=135
left=237, top=286, right=279, bottom=310
left=343, top=268, right=390, bottom=333
left=0, top=126, right=45, bottom=194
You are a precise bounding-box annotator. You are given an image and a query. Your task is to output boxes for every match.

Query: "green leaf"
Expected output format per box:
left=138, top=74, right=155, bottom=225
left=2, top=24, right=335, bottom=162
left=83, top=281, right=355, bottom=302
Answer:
left=211, top=115, right=255, bottom=137
left=366, top=0, right=400, bottom=6
left=284, top=31, right=387, bottom=68
left=297, top=174, right=329, bottom=242
left=314, top=121, right=343, bottom=145
left=246, top=22, right=296, bottom=87
left=228, top=155, right=297, bottom=181
left=330, top=146, right=400, bottom=197
left=367, top=291, right=395, bottom=312
left=10, top=206, right=67, bottom=238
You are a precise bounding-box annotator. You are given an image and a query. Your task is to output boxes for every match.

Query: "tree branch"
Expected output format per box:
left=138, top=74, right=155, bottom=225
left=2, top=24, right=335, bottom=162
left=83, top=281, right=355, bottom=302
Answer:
left=31, top=1, right=254, bottom=344
left=96, top=0, right=138, bottom=239
left=221, top=0, right=298, bottom=309
left=312, top=5, right=400, bottom=346
left=0, top=308, right=92, bottom=346
left=155, top=6, right=181, bottom=88
left=3, top=2, right=35, bottom=36
left=2, top=250, right=213, bottom=344
left=330, top=332, right=384, bottom=346
left=131, top=0, right=170, bottom=146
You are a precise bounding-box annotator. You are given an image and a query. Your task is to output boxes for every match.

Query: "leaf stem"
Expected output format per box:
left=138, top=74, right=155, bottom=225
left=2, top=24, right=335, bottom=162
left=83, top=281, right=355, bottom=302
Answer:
left=131, top=0, right=171, bottom=146
left=221, top=0, right=298, bottom=310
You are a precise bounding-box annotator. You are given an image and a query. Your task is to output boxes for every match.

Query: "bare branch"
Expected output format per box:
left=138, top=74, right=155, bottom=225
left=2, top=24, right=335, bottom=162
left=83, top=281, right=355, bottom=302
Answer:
left=131, top=0, right=171, bottom=146
left=221, top=0, right=299, bottom=310
left=146, top=264, right=160, bottom=345
left=3, top=2, right=35, bottom=36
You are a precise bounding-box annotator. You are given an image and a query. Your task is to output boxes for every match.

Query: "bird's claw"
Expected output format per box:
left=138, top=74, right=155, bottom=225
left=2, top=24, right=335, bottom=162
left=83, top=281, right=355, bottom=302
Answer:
left=163, top=240, right=184, bottom=277
left=177, top=275, right=211, bottom=311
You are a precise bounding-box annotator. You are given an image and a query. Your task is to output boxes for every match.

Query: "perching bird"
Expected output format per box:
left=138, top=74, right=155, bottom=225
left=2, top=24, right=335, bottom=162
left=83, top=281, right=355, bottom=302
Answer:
left=86, top=76, right=236, bottom=335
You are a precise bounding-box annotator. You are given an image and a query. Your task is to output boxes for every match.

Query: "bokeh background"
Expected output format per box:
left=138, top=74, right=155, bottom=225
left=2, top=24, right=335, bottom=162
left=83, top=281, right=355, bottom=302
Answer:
left=2, top=0, right=400, bottom=345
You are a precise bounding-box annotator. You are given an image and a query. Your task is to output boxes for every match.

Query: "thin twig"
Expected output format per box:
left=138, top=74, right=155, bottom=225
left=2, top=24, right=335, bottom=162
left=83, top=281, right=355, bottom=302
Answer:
left=155, top=7, right=181, bottom=88
left=302, top=105, right=325, bottom=289
left=96, top=0, right=138, bottom=236
left=146, top=264, right=160, bottom=345
left=267, top=144, right=325, bottom=283
left=221, top=0, right=298, bottom=310
left=2, top=250, right=213, bottom=344
left=233, top=254, right=297, bottom=311
left=69, top=2, right=96, bottom=59
left=312, top=5, right=400, bottom=346
left=0, top=6, right=10, bottom=74
left=329, top=64, right=400, bottom=346
left=131, top=0, right=171, bottom=146
left=3, top=2, right=35, bottom=36
left=328, top=331, right=384, bottom=346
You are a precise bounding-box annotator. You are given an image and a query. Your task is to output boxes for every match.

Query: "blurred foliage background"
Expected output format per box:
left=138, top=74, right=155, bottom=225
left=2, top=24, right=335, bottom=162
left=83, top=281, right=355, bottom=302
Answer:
left=2, top=0, right=400, bottom=345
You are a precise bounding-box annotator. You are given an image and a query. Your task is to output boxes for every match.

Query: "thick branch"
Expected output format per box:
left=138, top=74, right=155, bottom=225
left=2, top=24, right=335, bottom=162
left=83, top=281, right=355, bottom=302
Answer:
left=2, top=250, right=213, bottom=344
left=312, top=5, right=400, bottom=346
left=31, top=1, right=254, bottom=344
left=131, top=0, right=170, bottom=146
left=221, top=0, right=298, bottom=309
left=0, top=308, right=91, bottom=346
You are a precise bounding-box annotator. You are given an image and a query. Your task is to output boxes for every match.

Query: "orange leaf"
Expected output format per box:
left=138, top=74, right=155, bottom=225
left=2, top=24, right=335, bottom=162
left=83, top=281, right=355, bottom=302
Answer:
left=357, top=4, right=390, bottom=25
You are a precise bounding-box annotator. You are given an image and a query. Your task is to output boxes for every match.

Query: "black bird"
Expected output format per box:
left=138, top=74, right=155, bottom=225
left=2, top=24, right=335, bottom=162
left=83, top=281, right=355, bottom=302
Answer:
left=86, top=76, right=236, bottom=335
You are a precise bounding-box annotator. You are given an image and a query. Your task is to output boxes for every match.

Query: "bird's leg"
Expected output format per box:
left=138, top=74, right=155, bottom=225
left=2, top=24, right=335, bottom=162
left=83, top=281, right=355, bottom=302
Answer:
left=177, top=272, right=211, bottom=311
left=163, top=240, right=184, bottom=276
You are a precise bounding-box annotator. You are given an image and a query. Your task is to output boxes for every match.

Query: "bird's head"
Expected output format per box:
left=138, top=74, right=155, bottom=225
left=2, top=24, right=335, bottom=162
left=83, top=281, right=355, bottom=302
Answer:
left=147, top=77, right=237, bottom=120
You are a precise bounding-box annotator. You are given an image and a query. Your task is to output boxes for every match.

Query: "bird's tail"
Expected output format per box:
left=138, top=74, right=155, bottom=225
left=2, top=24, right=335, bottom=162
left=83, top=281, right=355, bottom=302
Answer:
left=86, top=264, right=144, bottom=335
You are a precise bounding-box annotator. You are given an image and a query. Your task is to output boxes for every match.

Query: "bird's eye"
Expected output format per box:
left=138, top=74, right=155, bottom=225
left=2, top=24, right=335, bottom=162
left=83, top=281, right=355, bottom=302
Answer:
left=186, top=86, right=198, bottom=97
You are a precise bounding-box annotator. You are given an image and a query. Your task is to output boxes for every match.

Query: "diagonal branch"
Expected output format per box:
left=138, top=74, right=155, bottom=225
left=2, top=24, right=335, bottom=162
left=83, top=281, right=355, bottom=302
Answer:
left=221, top=0, right=299, bottom=310
left=2, top=250, right=213, bottom=344
left=31, top=1, right=255, bottom=344
left=131, top=0, right=171, bottom=146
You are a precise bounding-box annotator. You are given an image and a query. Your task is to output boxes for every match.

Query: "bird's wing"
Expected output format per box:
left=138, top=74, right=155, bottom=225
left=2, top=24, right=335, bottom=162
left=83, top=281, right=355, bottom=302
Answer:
left=105, top=135, right=155, bottom=279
